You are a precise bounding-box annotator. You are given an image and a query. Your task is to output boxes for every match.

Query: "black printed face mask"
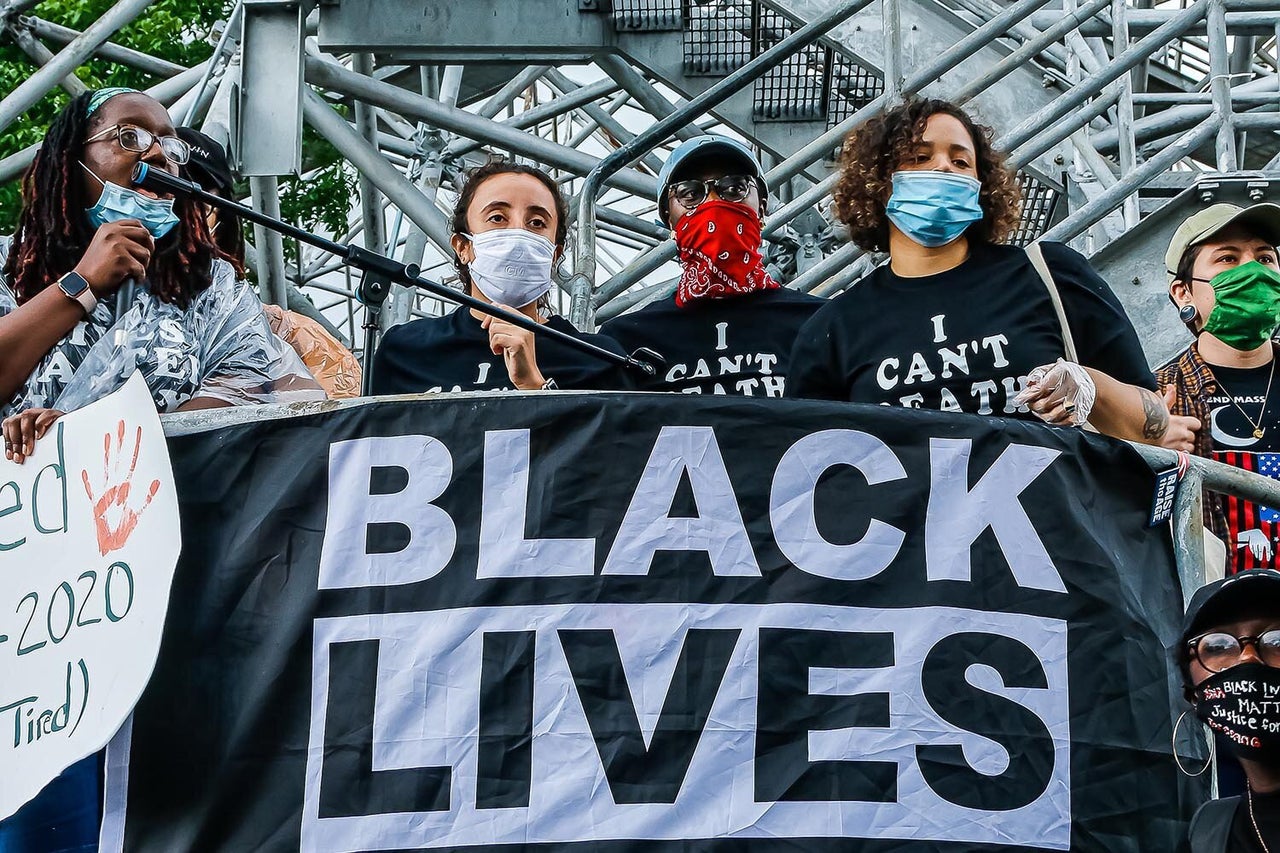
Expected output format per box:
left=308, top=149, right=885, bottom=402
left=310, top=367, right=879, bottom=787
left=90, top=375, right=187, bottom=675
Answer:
left=1195, top=662, right=1280, bottom=762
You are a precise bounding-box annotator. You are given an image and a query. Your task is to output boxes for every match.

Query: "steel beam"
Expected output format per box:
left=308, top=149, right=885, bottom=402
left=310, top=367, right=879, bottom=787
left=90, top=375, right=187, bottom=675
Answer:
left=1030, top=9, right=1280, bottom=36
left=766, top=0, right=1058, bottom=197
left=302, top=49, right=655, bottom=198
left=20, top=15, right=184, bottom=77
left=301, top=87, right=454, bottom=253
left=1112, top=0, right=1139, bottom=225
left=5, top=19, right=90, bottom=98
left=476, top=65, right=550, bottom=118
left=1038, top=118, right=1217, bottom=244
left=0, top=0, right=156, bottom=135
left=249, top=175, right=289, bottom=307
left=1207, top=0, right=1239, bottom=170
left=1002, top=1, right=1208, bottom=154
left=594, top=53, right=701, bottom=142
left=352, top=53, right=388, bottom=256
left=446, top=76, right=619, bottom=158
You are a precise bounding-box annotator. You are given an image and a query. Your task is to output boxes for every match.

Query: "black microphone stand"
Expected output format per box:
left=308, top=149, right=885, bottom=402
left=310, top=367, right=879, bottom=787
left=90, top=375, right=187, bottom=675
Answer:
left=133, top=163, right=662, bottom=396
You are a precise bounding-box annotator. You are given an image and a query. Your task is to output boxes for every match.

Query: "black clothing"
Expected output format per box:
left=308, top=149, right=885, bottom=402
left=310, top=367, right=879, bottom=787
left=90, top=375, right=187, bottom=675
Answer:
left=599, top=288, right=824, bottom=396
left=371, top=306, right=628, bottom=394
left=1190, top=790, right=1280, bottom=852
left=1202, top=361, right=1280, bottom=571
left=787, top=241, right=1157, bottom=417
left=1204, top=361, right=1280, bottom=453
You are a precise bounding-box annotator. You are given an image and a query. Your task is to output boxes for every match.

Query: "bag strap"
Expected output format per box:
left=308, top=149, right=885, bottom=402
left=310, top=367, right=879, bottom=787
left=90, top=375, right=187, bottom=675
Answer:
left=1025, top=242, right=1079, bottom=363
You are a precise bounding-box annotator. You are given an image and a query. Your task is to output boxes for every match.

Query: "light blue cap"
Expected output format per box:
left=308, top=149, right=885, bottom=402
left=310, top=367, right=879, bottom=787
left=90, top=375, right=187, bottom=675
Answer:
left=657, top=135, right=765, bottom=218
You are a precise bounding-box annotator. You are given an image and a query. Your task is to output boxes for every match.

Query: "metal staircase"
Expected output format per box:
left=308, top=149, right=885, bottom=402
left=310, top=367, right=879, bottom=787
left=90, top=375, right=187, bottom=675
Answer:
left=0, top=0, right=1277, bottom=360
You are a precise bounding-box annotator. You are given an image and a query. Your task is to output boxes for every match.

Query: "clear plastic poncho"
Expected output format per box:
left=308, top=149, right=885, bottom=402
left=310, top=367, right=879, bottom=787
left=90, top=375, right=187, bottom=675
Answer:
left=0, top=242, right=325, bottom=417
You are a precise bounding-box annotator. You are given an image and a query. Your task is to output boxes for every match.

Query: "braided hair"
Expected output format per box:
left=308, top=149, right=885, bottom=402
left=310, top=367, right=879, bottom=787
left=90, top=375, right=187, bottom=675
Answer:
left=3, top=90, right=218, bottom=308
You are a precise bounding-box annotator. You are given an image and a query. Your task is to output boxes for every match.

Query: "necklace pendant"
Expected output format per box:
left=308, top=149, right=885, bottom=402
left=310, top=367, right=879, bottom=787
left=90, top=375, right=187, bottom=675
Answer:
left=1256, top=428, right=1266, bottom=439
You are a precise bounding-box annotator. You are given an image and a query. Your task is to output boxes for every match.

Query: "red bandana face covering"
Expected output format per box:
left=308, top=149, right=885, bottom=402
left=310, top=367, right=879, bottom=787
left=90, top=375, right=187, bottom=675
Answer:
left=673, top=199, right=779, bottom=308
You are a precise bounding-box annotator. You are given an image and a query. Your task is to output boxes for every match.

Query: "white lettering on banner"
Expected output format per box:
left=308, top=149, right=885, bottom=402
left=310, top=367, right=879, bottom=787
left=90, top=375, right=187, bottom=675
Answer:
left=300, top=604, right=1070, bottom=851
left=317, top=435, right=456, bottom=589
left=478, top=430, right=595, bottom=578
left=926, top=438, right=1066, bottom=592
left=318, top=429, right=1068, bottom=591
left=602, top=426, right=760, bottom=577
left=769, top=429, right=907, bottom=580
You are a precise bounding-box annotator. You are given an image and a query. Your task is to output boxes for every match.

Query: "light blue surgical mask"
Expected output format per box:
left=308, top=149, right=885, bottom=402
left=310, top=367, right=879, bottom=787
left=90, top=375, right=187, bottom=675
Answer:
left=81, top=162, right=179, bottom=239
left=885, top=170, right=983, bottom=248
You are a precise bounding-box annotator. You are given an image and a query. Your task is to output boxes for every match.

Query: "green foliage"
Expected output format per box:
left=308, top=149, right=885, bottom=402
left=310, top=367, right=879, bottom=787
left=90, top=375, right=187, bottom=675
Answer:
left=0, top=0, right=354, bottom=248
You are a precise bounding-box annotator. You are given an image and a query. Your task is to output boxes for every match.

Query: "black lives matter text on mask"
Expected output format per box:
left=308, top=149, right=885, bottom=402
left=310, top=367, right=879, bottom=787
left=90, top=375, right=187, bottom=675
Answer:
left=304, top=422, right=1073, bottom=850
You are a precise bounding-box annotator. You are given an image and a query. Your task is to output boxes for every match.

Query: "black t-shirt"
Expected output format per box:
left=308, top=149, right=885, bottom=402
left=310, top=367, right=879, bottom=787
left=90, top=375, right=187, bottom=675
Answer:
left=598, top=288, right=825, bottom=396
left=1228, top=789, right=1280, bottom=852
left=371, top=306, right=629, bottom=394
left=1206, top=362, right=1280, bottom=453
left=787, top=241, right=1157, bottom=416
left=1205, top=360, right=1280, bottom=571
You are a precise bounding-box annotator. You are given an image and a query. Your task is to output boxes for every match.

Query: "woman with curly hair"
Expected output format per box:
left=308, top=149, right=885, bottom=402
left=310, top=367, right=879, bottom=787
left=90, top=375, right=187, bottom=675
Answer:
left=788, top=98, right=1168, bottom=443
left=0, top=88, right=322, bottom=463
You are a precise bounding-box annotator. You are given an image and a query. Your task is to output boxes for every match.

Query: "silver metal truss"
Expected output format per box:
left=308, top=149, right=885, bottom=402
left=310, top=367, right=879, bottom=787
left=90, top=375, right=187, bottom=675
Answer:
left=1, top=0, right=1277, bottom=354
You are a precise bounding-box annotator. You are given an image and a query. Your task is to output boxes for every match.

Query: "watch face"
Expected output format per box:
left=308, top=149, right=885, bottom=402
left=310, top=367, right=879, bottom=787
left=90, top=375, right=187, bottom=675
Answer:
left=60, top=272, right=88, bottom=296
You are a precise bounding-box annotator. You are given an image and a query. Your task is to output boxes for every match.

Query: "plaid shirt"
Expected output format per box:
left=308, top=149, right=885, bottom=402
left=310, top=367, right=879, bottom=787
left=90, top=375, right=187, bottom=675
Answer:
left=1154, top=341, right=1280, bottom=574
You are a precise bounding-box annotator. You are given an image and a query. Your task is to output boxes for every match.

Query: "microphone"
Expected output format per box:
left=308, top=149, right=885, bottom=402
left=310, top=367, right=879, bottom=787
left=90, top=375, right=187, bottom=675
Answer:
left=115, top=278, right=137, bottom=318
left=132, top=162, right=203, bottom=198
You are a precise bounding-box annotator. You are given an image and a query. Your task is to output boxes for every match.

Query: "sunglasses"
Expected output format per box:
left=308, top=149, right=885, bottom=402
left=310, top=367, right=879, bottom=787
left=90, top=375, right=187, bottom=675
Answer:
left=1188, top=629, right=1280, bottom=673
left=667, top=174, right=755, bottom=210
left=85, top=124, right=191, bottom=166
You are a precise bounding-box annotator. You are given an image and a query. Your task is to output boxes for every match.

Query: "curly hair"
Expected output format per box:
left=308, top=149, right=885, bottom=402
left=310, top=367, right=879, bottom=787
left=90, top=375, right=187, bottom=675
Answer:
left=3, top=90, right=219, bottom=309
left=832, top=98, right=1022, bottom=252
left=450, top=160, right=568, bottom=291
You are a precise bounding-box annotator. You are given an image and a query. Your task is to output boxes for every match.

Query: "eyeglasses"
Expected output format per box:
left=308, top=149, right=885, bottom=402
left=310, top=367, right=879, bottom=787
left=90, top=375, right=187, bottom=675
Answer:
left=667, top=174, right=755, bottom=210
left=1188, top=629, right=1280, bottom=673
left=85, top=124, right=190, bottom=166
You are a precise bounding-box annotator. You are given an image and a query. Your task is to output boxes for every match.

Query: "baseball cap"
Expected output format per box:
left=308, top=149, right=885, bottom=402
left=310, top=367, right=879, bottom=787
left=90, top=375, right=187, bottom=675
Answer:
left=1181, top=569, right=1280, bottom=650
left=177, top=127, right=234, bottom=196
left=657, top=135, right=766, bottom=221
left=1165, top=202, right=1280, bottom=284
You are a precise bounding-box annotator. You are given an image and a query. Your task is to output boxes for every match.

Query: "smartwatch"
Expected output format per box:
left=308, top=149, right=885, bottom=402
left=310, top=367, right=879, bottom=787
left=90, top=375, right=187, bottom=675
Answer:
left=56, top=271, right=97, bottom=316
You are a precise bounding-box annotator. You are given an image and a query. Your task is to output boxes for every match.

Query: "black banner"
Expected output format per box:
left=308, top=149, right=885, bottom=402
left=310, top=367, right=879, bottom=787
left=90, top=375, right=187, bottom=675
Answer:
left=105, top=394, right=1202, bottom=851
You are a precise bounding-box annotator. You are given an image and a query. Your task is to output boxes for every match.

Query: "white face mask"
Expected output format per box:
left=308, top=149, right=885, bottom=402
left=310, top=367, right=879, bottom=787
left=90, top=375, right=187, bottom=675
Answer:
left=464, top=228, right=556, bottom=308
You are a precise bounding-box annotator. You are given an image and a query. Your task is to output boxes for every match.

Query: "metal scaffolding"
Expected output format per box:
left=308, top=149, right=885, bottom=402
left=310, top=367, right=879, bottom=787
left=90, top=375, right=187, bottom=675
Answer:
left=1, top=0, right=1277, bottom=353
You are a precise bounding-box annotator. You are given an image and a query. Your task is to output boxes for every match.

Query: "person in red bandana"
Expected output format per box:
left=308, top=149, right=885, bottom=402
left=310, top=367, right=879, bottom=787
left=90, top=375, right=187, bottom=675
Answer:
left=599, top=136, right=824, bottom=396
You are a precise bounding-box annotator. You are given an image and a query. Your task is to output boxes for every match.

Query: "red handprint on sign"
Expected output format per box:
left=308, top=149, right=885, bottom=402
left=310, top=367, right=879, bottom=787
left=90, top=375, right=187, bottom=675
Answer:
left=81, top=419, right=161, bottom=556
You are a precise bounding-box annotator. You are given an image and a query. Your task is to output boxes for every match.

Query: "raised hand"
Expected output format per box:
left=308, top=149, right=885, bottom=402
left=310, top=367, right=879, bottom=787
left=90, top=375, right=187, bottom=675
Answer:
left=482, top=304, right=546, bottom=390
left=81, top=419, right=161, bottom=556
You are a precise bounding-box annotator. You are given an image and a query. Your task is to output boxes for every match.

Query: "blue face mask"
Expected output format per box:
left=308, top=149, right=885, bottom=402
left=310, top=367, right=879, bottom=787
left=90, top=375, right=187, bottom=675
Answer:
left=885, top=170, right=983, bottom=248
left=81, top=163, right=179, bottom=239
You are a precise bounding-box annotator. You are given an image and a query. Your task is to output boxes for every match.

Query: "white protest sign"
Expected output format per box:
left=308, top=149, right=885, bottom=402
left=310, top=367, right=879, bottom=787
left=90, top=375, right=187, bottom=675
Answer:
left=0, top=373, right=180, bottom=819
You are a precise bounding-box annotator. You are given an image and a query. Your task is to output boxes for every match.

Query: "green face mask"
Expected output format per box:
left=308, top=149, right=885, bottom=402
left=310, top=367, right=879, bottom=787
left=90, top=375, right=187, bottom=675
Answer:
left=1200, top=261, right=1280, bottom=350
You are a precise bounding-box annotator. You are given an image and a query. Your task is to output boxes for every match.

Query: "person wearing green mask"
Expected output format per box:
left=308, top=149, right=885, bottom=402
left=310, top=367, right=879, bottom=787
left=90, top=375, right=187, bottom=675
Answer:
left=1158, top=202, right=1280, bottom=574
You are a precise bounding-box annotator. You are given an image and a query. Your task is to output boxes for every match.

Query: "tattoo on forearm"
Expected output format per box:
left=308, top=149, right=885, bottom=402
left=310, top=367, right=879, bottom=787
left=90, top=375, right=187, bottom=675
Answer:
left=1141, top=389, right=1169, bottom=440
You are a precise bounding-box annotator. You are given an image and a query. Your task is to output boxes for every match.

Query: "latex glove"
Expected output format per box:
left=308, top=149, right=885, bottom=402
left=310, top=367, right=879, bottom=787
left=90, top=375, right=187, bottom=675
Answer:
left=1239, top=529, right=1273, bottom=562
left=1013, top=359, right=1096, bottom=427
